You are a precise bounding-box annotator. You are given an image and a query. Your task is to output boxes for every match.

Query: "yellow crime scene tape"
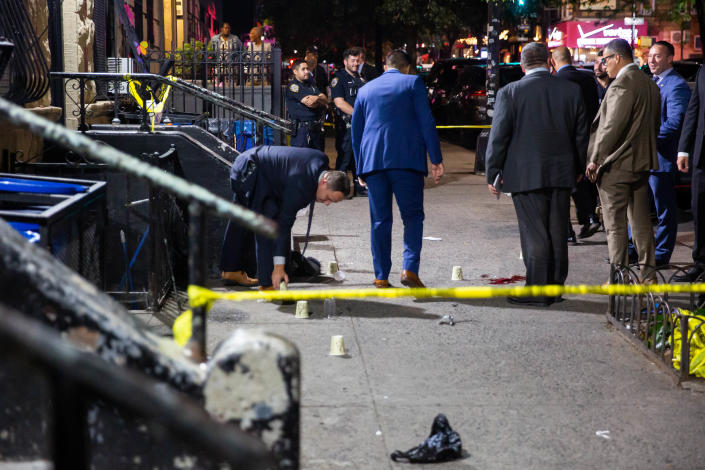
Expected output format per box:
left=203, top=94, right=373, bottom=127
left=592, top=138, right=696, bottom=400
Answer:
left=173, top=282, right=705, bottom=346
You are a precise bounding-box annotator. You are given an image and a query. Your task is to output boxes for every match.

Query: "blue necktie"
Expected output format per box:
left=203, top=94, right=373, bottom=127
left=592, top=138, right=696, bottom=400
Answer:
left=653, top=75, right=660, bottom=84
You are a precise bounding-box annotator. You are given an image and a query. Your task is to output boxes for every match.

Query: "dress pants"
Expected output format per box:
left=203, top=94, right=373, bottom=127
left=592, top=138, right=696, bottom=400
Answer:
left=598, top=168, right=655, bottom=270
left=512, top=188, right=571, bottom=301
left=571, top=177, right=599, bottom=225
left=692, top=166, right=705, bottom=267
left=220, top=176, right=280, bottom=287
left=335, top=127, right=356, bottom=178
left=365, top=170, right=424, bottom=281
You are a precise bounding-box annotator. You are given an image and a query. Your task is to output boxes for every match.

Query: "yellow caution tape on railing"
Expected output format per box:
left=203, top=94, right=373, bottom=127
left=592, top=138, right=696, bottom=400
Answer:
left=173, top=282, right=705, bottom=346
left=435, top=125, right=492, bottom=129
left=187, top=283, right=705, bottom=308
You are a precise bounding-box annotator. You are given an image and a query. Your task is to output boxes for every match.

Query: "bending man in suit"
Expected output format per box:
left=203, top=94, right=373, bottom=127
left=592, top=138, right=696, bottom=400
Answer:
left=220, top=146, right=349, bottom=290
left=351, top=49, right=443, bottom=288
left=586, top=38, right=660, bottom=276
left=486, top=42, right=587, bottom=306
left=676, top=64, right=705, bottom=283
left=552, top=46, right=601, bottom=241
left=634, top=41, right=691, bottom=266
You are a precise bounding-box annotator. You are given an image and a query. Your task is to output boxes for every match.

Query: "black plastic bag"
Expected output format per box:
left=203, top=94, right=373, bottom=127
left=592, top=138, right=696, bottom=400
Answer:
left=390, top=414, right=463, bottom=463
left=288, top=251, right=321, bottom=277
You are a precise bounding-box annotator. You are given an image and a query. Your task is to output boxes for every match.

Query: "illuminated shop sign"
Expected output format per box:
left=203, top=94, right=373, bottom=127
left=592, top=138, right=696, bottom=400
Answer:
left=549, top=20, right=648, bottom=49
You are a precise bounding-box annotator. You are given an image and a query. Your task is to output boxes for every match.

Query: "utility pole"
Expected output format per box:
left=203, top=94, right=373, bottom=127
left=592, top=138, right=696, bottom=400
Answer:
left=486, top=0, right=500, bottom=122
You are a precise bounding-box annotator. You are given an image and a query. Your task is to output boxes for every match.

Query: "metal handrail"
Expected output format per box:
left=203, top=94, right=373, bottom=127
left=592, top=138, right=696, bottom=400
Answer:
left=0, top=96, right=277, bottom=238
left=50, top=72, right=294, bottom=134
left=0, top=302, right=275, bottom=469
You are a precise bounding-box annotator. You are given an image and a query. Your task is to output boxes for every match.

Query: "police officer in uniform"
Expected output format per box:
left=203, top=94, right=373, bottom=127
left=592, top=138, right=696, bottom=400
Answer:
left=332, top=47, right=366, bottom=196
left=305, top=46, right=330, bottom=97
left=285, top=60, right=328, bottom=150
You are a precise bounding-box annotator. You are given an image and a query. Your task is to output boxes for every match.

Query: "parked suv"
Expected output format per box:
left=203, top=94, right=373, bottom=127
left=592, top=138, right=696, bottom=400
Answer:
left=426, top=58, right=523, bottom=149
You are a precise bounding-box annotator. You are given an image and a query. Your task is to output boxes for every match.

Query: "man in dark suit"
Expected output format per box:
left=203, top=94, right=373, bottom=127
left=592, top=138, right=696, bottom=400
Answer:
left=351, top=49, right=443, bottom=288
left=552, top=46, right=601, bottom=241
left=486, top=42, right=587, bottom=306
left=220, top=146, right=349, bottom=290
left=636, top=41, right=691, bottom=267
left=676, top=63, right=705, bottom=282
left=358, top=49, right=381, bottom=83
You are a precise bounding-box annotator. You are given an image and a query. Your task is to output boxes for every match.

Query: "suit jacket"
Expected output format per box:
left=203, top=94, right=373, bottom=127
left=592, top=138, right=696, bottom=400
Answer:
left=359, top=62, right=380, bottom=83
left=588, top=64, right=661, bottom=174
left=678, top=64, right=705, bottom=169
left=351, top=69, right=442, bottom=176
left=230, top=146, right=328, bottom=257
left=556, top=65, right=599, bottom=125
left=653, top=69, right=691, bottom=173
left=485, top=69, right=588, bottom=193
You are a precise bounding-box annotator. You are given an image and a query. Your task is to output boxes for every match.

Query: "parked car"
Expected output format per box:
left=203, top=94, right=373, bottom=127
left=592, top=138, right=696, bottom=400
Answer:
left=426, top=58, right=523, bottom=149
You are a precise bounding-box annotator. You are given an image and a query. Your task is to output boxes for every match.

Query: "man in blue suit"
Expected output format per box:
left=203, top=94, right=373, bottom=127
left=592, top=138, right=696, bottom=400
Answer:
left=351, top=49, right=444, bottom=288
left=631, top=41, right=691, bottom=266
left=220, top=146, right=349, bottom=290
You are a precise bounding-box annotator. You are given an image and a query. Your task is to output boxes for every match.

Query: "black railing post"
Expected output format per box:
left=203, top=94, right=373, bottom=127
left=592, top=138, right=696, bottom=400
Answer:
left=680, top=315, right=690, bottom=381
left=187, top=202, right=207, bottom=362
left=52, top=376, right=88, bottom=470
left=608, top=263, right=615, bottom=315
left=272, top=47, right=282, bottom=145
left=78, top=78, right=87, bottom=132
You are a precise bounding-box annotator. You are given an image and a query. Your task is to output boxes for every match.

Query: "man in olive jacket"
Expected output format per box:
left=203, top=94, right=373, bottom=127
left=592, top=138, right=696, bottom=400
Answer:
left=586, top=38, right=660, bottom=274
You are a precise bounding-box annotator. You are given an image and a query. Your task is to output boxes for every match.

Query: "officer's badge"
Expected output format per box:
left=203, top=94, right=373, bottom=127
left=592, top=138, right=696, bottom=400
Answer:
left=331, top=77, right=338, bottom=87
left=289, top=83, right=300, bottom=93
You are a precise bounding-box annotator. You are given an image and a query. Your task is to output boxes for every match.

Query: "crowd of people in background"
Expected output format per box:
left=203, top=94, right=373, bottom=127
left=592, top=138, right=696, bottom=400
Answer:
left=212, top=18, right=704, bottom=301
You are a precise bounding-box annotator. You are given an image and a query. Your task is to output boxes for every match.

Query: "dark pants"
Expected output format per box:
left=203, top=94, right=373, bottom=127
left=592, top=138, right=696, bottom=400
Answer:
left=334, top=116, right=346, bottom=162
left=512, top=188, right=571, bottom=300
left=571, top=177, right=599, bottom=225
left=693, top=166, right=705, bottom=267
left=220, top=174, right=282, bottom=287
left=335, top=127, right=356, bottom=179
left=290, top=125, right=324, bottom=151
left=365, top=170, right=424, bottom=280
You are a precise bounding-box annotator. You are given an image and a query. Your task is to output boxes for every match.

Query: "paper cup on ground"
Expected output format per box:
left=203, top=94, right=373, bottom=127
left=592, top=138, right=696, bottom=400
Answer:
left=328, top=261, right=339, bottom=275
left=329, top=335, right=345, bottom=356
left=451, top=266, right=464, bottom=281
left=295, top=300, right=309, bottom=318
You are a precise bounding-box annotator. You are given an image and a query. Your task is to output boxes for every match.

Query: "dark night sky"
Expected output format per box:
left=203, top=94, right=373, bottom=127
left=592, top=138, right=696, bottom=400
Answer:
left=222, top=0, right=256, bottom=38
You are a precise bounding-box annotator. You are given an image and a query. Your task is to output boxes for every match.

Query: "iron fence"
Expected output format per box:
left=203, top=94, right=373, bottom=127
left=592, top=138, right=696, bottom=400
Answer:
left=50, top=71, right=292, bottom=147
left=608, top=263, right=705, bottom=384
left=143, top=43, right=283, bottom=115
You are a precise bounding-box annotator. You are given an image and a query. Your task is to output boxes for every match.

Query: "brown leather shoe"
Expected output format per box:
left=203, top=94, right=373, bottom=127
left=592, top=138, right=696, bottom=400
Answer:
left=373, top=279, right=390, bottom=288
left=221, top=270, right=258, bottom=286
left=258, top=285, right=275, bottom=291
left=400, top=270, right=425, bottom=288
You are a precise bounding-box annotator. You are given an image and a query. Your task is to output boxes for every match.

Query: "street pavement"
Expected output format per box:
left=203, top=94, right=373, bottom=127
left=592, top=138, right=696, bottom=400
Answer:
left=203, top=138, right=705, bottom=469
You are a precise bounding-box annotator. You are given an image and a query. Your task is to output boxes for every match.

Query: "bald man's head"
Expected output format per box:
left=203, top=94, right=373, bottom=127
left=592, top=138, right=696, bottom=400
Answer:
left=551, top=46, right=572, bottom=69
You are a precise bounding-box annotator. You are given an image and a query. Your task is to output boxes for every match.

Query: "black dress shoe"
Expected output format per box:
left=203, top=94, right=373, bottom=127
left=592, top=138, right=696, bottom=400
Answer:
left=507, top=296, right=553, bottom=307
left=355, top=186, right=368, bottom=197
left=567, top=232, right=578, bottom=245
left=673, top=266, right=705, bottom=282
left=578, top=222, right=600, bottom=239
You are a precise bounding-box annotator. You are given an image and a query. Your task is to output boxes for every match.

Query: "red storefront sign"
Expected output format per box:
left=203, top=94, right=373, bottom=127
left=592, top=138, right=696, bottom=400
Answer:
left=548, top=20, right=648, bottom=49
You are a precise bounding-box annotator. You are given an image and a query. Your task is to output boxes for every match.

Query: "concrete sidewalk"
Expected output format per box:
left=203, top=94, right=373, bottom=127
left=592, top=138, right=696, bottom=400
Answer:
left=205, top=139, right=705, bottom=469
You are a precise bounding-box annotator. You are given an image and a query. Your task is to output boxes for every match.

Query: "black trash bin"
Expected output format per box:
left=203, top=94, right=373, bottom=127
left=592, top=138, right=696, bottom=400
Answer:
left=474, top=129, right=490, bottom=175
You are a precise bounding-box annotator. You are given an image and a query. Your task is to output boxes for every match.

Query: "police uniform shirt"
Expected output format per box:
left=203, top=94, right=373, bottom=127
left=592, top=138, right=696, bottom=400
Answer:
left=331, top=69, right=363, bottom=108
left=285, top=77, right=323, bottom=122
